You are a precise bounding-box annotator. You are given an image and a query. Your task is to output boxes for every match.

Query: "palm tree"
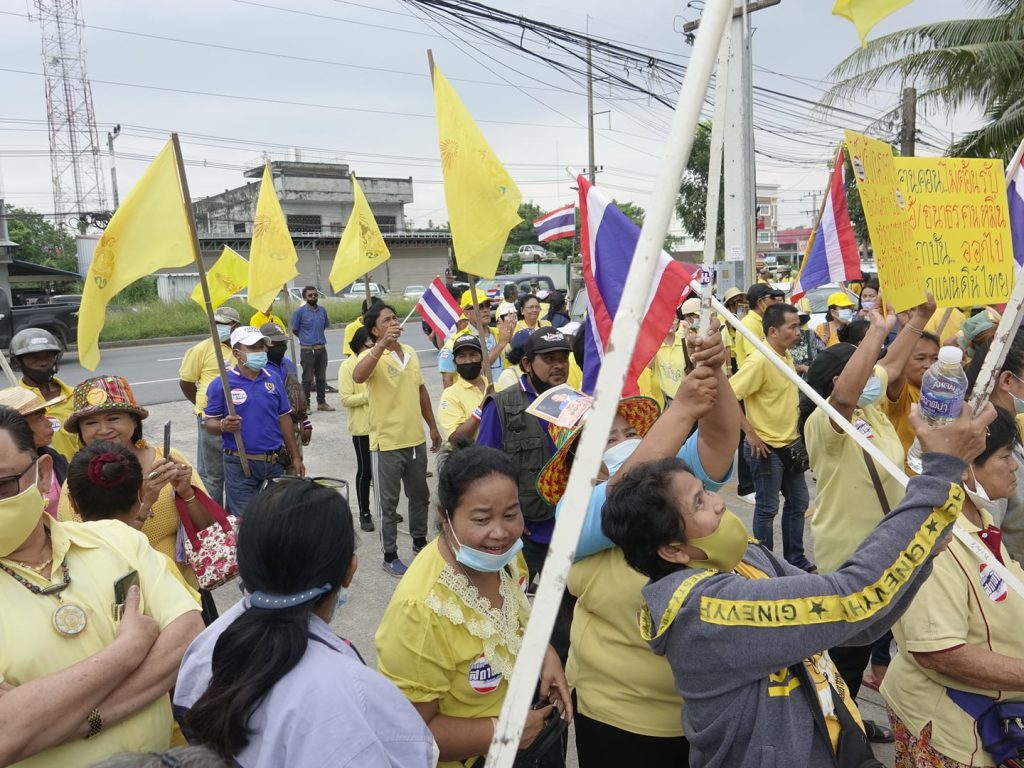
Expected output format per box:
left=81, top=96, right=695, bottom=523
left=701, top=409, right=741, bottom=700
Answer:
left=823, top=0, right=1024, bottom=159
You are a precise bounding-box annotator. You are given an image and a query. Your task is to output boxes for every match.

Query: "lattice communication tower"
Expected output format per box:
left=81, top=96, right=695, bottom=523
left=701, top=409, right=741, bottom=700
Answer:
left=34, top=0, right=106, bottom=223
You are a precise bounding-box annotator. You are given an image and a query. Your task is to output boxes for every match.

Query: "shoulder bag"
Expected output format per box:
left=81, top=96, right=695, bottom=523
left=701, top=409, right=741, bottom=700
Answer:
left=947, top=688, right=1024, bottom=768
left=176, top=487, right=240, bottom=590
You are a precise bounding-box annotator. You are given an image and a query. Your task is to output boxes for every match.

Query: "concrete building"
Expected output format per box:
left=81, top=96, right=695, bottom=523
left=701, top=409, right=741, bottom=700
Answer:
left=186, top=161, right=451, bottom=296
left=755, top=183, right=780, bottom=253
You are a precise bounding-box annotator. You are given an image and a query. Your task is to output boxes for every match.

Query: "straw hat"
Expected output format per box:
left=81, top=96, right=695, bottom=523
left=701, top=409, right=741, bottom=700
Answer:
left=64, top=376, right=149, bottom=434
left=0, top=387, right=65, bottom=416
left=536, top=396, right=661, bottom=506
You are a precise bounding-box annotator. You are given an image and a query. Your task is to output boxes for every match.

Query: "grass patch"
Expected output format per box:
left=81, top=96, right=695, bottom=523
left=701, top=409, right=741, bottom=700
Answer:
left=96, top=298, right=418, bottom=343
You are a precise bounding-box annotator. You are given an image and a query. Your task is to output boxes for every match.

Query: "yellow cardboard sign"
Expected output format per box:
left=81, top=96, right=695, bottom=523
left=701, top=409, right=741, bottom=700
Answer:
left=844, top=130, right=925, bottom=312
left=894, top=157, right=1013, bottom=307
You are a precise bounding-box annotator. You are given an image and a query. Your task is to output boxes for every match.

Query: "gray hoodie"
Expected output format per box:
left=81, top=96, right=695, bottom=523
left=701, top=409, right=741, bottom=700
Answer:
left=642, top=452, right=965, bottom=768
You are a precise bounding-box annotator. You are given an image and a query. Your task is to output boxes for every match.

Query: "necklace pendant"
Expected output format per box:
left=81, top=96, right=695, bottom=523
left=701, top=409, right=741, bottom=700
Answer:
left=53, top=603, right=87, bottom=637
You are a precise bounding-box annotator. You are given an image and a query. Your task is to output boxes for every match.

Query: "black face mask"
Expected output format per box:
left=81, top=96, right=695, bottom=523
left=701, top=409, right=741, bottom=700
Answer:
left=456, top=362, right=482, bottom=381
left=267, top=346, right=287, bottom=364
left=21, top=365, right=55, bottom=386
left=528, top=370, right=553, bottom=395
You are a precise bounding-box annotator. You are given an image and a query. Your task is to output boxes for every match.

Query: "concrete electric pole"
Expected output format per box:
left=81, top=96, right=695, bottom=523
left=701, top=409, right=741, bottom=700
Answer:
left=900, top=86, right=917, bottom=157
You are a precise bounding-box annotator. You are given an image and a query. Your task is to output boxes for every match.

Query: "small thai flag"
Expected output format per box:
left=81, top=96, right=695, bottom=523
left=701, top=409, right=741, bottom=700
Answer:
left=533, top=203, right=576, bottom=243
left=416, top=277, right=462, bottom=340
left=1008, top=150, right=1024, bottom=267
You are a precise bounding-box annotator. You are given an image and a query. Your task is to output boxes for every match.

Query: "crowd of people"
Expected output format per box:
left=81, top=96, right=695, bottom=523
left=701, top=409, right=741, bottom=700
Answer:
left=1, top=275, right=1023, bottom=768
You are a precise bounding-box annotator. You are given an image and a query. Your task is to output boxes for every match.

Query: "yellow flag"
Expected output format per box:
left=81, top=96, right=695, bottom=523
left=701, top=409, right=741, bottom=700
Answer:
left=78, top=140, right=194, bottom=370
left=432, top=62, right=522, bottom=278
left=247, top=165, right=298, bottom=314
left=191, top=246, right=248, bottom=309
left=832, top=0, right=913, bottom=46
left=329, top=173, right=391, bottom=293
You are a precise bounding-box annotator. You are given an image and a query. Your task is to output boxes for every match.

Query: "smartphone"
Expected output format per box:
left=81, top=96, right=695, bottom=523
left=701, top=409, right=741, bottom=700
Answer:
left=163, top=420, right=171, bottom=458
left=112, top=569, right=139, bottom=621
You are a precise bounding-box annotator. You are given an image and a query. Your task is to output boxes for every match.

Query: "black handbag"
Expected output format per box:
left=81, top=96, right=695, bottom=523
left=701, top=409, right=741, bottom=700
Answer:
left=468, top=700, right=567, bottom=768
left=778, top=437, right=810, bottom=474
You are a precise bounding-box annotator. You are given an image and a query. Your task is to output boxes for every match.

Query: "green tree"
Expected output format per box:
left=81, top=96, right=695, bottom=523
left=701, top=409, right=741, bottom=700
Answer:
left=823, top=0, right=1024, bottom=159
left=504, top=201, right=581, bottom=264
left=4, top=204, right=78, bottom=272
left=675, top=121, right=725, bottom=253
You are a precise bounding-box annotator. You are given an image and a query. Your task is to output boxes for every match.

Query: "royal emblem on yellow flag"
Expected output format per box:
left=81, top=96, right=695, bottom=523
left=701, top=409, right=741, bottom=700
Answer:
left=329, top=172, right=391, bottom=293
left=432, top=61, right=522, bottom=278
left=191, top=246, right=249, bottom=309
left=832, top=0, right=913, bottom=46
left=247, top=165, right=298, bottom=314
left=78, top=140, right=194, bottom=370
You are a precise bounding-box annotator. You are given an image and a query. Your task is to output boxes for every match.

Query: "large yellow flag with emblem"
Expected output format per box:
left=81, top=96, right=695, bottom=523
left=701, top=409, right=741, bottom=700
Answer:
left=432, top=62, right=522, bottom=278
left=329, top=173, right=391, bottom=293
left=78, top=141, right=194, bottom=370
left=191, top=246, right=248, bottom=309
left=833, top=0, right=913, bottom=46
left=247, top=165, right=298, bottom=314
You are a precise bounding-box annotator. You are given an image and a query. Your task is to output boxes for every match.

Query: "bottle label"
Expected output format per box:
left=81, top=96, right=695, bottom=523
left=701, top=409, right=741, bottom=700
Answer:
left=920, top=392, right=963, bottom=420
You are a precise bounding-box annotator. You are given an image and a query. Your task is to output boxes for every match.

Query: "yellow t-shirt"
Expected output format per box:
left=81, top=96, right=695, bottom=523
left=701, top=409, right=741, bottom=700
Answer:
left=924, top=307, right=964, bottom=344
left=732, top=311, right=765, bottom=368
left=495, top=367, right=521, bottom=392
left=249, top=309, right=285, bottom=330
left=0, top=518, right=199, bottom=768
left=437, top=377, right=485, bottom=442
left=375, top=540, right=530, bottom=768
left=655, top=341, right=685, bottom=399
left=566, top=356, right=583, bottom=391
left=883, top=510, right=1024, bottom=766
left=567, top=548, right=684, bottom=737
left=637, top=366, right=664, bottom=410
left=338, top=354, right=369, bottom=437
left=729, top=347, right=799, bottom=447
left=805, top=367, right=907, bottom=573
left=178, top=338, right=232, bottom=415
left=58, top=447, right=204, bottom=589
left=884, top=381, right=920, bottom=459
left=342, top=319, right=363, bottom=356
left=19, top=378, right=78, bottom=461
left=815, top=322, right=842, bottom=349
left=361, top=344, right=426, bottom=451
left=513, top=319, right=551, bottom=336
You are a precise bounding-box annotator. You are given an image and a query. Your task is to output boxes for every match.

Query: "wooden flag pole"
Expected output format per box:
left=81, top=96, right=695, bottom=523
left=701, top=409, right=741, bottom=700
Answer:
left=170, top=133, right=251, bottom=478
left=485, top=0, right=735, bottom=762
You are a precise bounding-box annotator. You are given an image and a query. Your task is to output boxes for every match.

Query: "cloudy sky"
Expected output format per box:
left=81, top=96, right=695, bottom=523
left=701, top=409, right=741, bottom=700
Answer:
left=0, top=0, right=978, bottom=234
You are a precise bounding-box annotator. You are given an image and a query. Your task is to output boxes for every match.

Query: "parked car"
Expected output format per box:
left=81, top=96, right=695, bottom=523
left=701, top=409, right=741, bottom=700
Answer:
left=476, top=273, right=559, bottom=299
left=403, top=285, right=426, bottom=300
left=0, top=288, right=79, bottom=350
left=339, top=282, right=387, bottom=298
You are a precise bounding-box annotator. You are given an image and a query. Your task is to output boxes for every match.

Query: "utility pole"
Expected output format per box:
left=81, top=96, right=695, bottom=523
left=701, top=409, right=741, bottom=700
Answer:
left=900, top=87, right=917, bottom=157
left=587, top=38, right=596, bottom=183
left=107, top=124, right=121, bottom=209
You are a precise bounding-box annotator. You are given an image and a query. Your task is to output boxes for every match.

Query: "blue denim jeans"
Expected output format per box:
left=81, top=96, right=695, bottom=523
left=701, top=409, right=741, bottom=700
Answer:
left=223, top=454, right=284, bottom=516
left=742, top=442, right=811, bottom=569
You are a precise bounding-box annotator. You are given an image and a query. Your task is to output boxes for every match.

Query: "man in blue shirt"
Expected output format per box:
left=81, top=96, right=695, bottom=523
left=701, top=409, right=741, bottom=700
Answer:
left=261, top=322, right=313, bottom=469
left=205, top=325, right=305, bottom=515
left=290, top=285, right=334, bottom=412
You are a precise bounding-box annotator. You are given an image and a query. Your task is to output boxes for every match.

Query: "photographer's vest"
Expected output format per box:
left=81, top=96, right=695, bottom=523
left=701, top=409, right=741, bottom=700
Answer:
left=488, top=387, right=555, bottom=522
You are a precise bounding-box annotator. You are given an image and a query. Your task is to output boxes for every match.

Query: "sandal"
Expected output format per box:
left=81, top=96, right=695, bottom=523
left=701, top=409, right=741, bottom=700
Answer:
left=863, top=719, right=894, bottom=743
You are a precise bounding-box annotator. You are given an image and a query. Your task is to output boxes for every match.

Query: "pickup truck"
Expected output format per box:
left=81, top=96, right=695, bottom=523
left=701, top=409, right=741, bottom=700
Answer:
left=0, top=289, right=79, bottom=350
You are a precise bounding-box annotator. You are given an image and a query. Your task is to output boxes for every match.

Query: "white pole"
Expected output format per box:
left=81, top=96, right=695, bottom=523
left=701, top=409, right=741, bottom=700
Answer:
left=485, top=0, right=736, bottom=763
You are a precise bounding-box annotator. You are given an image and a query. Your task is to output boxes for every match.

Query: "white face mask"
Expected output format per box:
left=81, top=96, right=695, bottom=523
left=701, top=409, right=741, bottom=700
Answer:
left=602, top=437, right=642, bottom=478
left=966, top=466, right=1005, bottom=519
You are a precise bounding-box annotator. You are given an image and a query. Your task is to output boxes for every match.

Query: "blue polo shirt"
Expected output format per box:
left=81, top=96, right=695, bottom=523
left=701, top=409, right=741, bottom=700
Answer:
left=290, top=304, right=329, bottom=346
left=266, top=357, right=298, bottom=388
left=204, top=367, right=291, bottom=452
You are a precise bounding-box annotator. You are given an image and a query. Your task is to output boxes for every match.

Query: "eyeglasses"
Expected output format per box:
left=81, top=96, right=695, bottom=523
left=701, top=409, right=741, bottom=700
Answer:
left=0, top=458, right=37, bottom=500
left=259, top=475, right=348, bottom=492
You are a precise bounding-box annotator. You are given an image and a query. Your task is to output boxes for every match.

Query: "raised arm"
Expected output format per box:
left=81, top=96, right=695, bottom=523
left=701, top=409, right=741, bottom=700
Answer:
left=882, top=293, right=936, bottom=400
left=828, top=309, right=893, bottom=426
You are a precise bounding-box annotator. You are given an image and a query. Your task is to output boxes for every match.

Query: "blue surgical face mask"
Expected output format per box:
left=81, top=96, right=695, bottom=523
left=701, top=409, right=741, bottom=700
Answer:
left=602, top=437, right=642, bottom=478
left=446, top=520, right=524, bottom=573
left=861, top=301, right=877, bottom=311
left=244, top=351, right=268, bottom=372
left=857, top=376, right=883, bottom=408
left=216, top=324, right=232, bottom=342
left=323, top=587, right=348, bottom=623
left=836, top=308, right=853, bottom=323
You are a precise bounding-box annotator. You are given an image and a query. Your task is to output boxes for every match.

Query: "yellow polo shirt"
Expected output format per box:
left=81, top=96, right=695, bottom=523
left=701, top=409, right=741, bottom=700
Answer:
left=0, top=518, right=198, bottom=768
left=178, top=338, right=232, bottom=415
left=513, top=319, right=551, bottom=336
left=249, top=309, right=285, bottom=330
left=729, top=347, right=799, bottom=447
left=637, top=366, right=664, bottom=410
left=437, top=377, right=485, bottom=442
left=655, top=340, right=685, bottom=399
left=805, top=367, right=907, bottom=572
left=567, top=548, right=684, bottom=737
left=19, top=378, right=78, bottom=461
left=338, top=354, right=369, bottom=437
left=731, top=311, right=765, bottom=368
left=361, top=343, right=426, bottom=451
left=342, top=319, right=363, bottom=355
left=884, top=509, right=1024, bottom=766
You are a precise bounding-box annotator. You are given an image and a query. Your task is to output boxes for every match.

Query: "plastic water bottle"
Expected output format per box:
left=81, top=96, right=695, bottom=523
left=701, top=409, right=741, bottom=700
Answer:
left=906, top=346, right=968, bottom=473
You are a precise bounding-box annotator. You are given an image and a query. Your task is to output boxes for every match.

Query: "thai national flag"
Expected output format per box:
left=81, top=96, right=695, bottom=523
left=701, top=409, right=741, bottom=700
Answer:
left=533, top=203, right=576, bottom=243
left=1007, top=150, right=1024, bottom=267
left=416, top=277, right=462, bottom=340
left=578, top=176, right=698, bottom=396
left=790, top=147, right=861, bottom=302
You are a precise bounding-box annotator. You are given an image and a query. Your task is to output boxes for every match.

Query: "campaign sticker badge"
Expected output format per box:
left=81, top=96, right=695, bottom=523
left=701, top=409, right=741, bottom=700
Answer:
left=467, top=654, right=502, bottom=694
left=979, top=563, right=1008, bottom=603
left=264, top=381, right=276, bottom=393
left=231, top=388, right=247, bottom=406
left=854, top=418, right=875, bottom=440
left=47, top=416, right=61, bottom=432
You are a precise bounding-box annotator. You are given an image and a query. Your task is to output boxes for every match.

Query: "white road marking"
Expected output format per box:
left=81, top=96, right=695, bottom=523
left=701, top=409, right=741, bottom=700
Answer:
left=157, top=357, right=184, bottom=362
left=129, top=377, right=180, bottom=386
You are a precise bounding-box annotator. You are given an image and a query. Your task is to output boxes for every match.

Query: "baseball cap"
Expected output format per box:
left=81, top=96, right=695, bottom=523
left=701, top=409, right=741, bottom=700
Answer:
left=460, top=288, right=491, bottom=310
left=827, top=291, right=856, bottom=308
left=536, top=289, right=551, bottom=300
left=230, top=325, right=268, bottom=347
left=259, top=322, right=288, bottom=342
left=560, top=321, right=582, bottom=337
left=747, top=284, right=784, bottom=303
left=524, top=329, right=572, bottom=358
left=213, top=306, right=241, bottom=324
left=452, top=335, right=483, bottom=354
left=679, top=297, right=701, bottom=316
